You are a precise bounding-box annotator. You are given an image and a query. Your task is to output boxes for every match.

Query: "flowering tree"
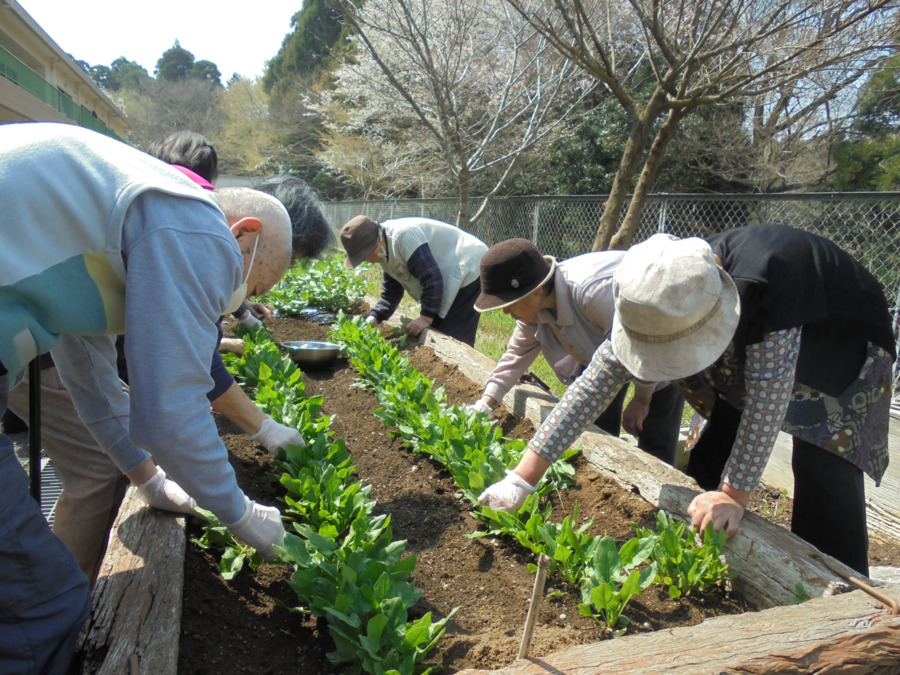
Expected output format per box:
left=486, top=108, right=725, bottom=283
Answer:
left=504, top=0, right=899, bottom=249
left=320, top=0, right=593, bottom=227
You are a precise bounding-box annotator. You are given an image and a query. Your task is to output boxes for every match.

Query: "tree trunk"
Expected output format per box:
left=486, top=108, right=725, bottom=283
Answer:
left=591, top=88, right=668, bottom=251
left=457, top=167, right=472, bottom=230
left=610, top=106, right=688, bottom=249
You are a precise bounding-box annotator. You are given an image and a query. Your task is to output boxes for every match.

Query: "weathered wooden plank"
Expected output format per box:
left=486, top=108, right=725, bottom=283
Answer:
left=868, top=471, right=900, bottom=543
left=421, top=329, right=872, bottom=609
left=455, top=583, right=900, bottom=674
left=77, top=486, right=186, bottom=675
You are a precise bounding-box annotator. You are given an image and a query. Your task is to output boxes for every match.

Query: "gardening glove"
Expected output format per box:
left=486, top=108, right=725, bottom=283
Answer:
left=466, top=399, right=492, bottom=415
left=366, top=315, right=378, bottom=326
left=249, top=415, right=304, bottom=456
left=478, top=470, right=537, bottom=512
left=239, top=311, right=264, bottom=330
left=225, top=497, right=285, bottom=561
left=135, top=466, right=199, bottom=516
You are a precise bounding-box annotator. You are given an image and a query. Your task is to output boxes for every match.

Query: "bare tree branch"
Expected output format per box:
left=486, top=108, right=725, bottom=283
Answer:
left=319, top=0, right=594, bottom=227
left=504, top=0, right=898, bottom=248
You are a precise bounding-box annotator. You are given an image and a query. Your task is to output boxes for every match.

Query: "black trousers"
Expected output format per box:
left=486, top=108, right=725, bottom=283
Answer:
left=687, top=398, right=869, bottom=575
left=594, top=383, right=685, bottom=465
left=431, top=279, right=481, bottom=347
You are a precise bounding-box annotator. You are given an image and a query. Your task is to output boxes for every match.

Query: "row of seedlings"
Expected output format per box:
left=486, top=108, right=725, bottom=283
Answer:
left=330, top=314, right=734, bottom=634
left=200, top=325, right=454, bottom=675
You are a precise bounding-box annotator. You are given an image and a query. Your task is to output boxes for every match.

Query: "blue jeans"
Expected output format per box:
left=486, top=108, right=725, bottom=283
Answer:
left=0, top=374, right=90, bottom=674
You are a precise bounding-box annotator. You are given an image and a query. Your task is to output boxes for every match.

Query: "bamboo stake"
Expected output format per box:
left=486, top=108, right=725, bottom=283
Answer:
left=517, top=554, right=551, bottom=660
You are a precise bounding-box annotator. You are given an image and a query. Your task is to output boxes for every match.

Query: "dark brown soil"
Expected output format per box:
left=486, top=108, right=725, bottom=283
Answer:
left=178, top=314, right=899, bottom=674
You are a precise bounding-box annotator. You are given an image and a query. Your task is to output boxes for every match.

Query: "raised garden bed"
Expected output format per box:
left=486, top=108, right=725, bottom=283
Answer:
left=79, top=312, right=900, bottom=674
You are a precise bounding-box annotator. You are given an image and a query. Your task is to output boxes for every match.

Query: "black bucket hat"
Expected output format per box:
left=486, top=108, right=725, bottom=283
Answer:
left=474, top=238, right=556, bottom=312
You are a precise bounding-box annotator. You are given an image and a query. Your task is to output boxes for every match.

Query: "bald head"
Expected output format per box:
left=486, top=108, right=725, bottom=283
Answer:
left=216, top=187, right=292, bottom=296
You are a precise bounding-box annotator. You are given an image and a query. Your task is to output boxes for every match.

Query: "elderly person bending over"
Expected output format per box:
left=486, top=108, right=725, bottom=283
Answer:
left=479, top=225, right=894, bottom=576
left=469, top=239, right=684, bottom=464
left=4, top=178, right=313, bottom=588
left=340, top=215, right=488, bottom=346
left=0, top=123, right=295, bottom=673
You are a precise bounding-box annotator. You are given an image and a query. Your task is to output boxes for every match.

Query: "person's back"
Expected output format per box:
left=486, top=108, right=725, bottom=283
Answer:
left=0, top=122, right=223, bottom=378
left=0, top=124, right=289, bottom=673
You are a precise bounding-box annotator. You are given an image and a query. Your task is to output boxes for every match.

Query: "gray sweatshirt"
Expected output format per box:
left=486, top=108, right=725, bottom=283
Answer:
left=0, top=123, right=247, bottom=523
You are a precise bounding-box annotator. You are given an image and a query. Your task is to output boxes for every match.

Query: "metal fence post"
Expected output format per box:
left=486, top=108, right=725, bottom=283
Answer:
left=657, top=195, right=669, bottom=234
left=893, top=279, right=900, bottom=416
left=531, top=202, right=541, bottom=243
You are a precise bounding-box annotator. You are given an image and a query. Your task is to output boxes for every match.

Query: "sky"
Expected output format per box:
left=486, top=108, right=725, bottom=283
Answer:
left=18, top=0, right=302, bottom=81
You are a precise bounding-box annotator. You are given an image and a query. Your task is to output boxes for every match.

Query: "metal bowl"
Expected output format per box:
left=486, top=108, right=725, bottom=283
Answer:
left=281, top=340, right=341, bottom=370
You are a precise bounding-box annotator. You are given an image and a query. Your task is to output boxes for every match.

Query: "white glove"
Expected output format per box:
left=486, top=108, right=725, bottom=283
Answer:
left=225, top=497, right=285, bottom=561
left=478, top=470, right=537, bottom=512
left=239, top=312, right=264, bottom=329
left=466, top=399, right=492, bottom=414
left=249, top=415, right=305, bottom=456
left=135, top=466, right=199, bottom=516
left=365, top=315, right=378, bottom=326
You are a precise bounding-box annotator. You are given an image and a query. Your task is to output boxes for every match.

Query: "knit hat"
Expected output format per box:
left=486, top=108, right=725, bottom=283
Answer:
left=340, top=215, right=381, bottom=268
left=474, top=238, right=556, bottom=312
left=610, top=233, right=741, bottom=381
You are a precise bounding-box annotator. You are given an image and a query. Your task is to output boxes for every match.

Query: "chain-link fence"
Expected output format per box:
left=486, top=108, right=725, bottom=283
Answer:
left=323, top=192, right=900, bottom=405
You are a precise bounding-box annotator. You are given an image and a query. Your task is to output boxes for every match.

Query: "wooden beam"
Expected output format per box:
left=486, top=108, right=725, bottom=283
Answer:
left=77, top=487, right=186, bottom=675
left=454, top=583, right=900, bottom=674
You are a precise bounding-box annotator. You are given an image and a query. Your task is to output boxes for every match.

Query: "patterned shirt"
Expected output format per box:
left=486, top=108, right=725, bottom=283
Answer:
left=528, top=328, right=892, bottom=490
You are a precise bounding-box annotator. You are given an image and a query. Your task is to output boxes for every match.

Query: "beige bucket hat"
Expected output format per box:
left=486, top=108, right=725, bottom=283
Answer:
left=610, top=233, right=741, bottom=381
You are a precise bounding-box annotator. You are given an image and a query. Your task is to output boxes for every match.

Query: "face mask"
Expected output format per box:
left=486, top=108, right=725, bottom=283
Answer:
left=225, top=234, right=260, bottom=315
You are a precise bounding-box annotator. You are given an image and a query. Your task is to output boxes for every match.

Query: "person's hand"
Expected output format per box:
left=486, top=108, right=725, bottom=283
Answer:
left=687, top=489, right=746, bottom=538
left=249, top=415, right=305, bottom=456
left=622, top=395, right=651, bottom=436
left=478, top=470, right=537, bottom=512
left=247, top=302, right=274, bottom=322
left=466, top=399, right=493, bottom=415
left=135, top=466, right=198, bottom=516
left=365, top=315, right=378, bottom=327
left=224, top=498, right=285, bottom=561
left=405, top=316, right=433, bottom=338
left=218, top=337, right=246, bottom=357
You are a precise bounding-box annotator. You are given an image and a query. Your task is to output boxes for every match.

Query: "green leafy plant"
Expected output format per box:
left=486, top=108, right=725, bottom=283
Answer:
left=577, top=535, right=657, bottom=633
left=792, top=582, right=809, bottom=604
left=761, top=488, right=790, bottom=519
left=282, top=520, right=454, bottom=675
left=264, top=256, right=369, bottom=314
left=513, top=503, right=602, bottom=587
left=330, top=311, right=738, bottom=640
left=192, top=508, right=262, bottom=580
left=634, top=510, right=733, bottom=599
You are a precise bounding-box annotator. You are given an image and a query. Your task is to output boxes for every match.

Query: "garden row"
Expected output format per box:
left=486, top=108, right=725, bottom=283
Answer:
left=78, top=257, right=900, bottom=673
left=330, top=315, right=733, bottom=631
left=193, top=311, right=733, bottom=673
